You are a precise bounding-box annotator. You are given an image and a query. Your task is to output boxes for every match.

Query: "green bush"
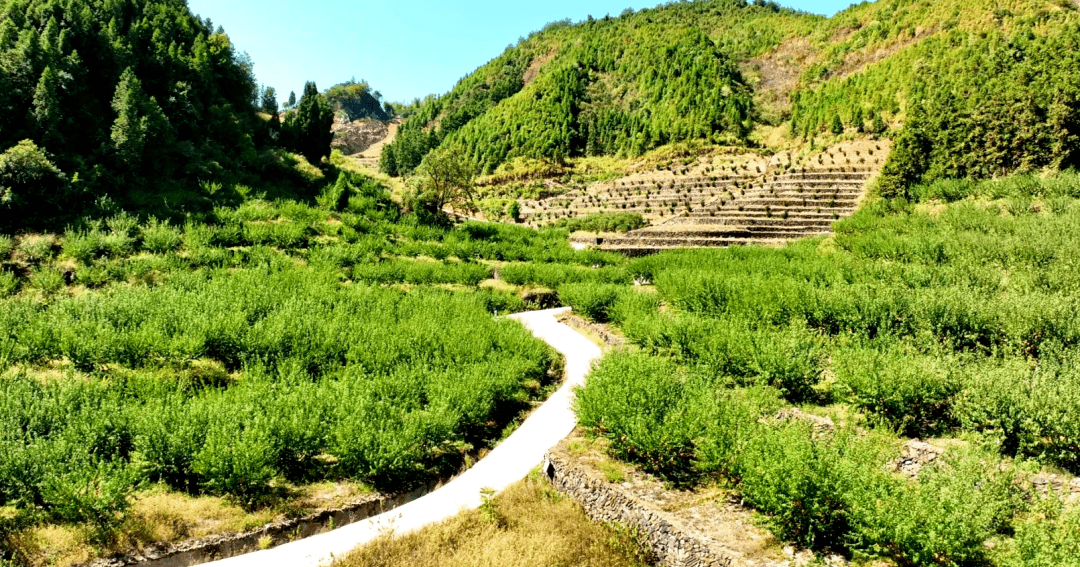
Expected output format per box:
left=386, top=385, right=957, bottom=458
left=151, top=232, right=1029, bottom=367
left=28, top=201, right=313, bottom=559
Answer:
left=847, top=448, right=1019, bottom=567
left=501, top=262, right=630, bottom=287
left=737, top=425, right=888, bottom=549
left=624, top=313, right=824, bottom=403
left=831, top=341, right=961, bottom=437
left=141, top=218, right=183, bottom=254
left=955, top=351, right=1080, bottom=471
left=995, top=499, right=1080, bottom=567
left=192, top=418, right=277, bottom=506
left=0, top=235, right=14, bottom=260
left=15, top=234, right=57, bottom=263
left=551, top=212, right=647, bottom=233
left=353, top=259, right=493, bottom=286
left=574, top=352, right=699, bottom=482
left=0, top=270, right=16, bottom=298
left=28, top=266, right=64, bottom=294
left=557, top=282, right=625, bottom=323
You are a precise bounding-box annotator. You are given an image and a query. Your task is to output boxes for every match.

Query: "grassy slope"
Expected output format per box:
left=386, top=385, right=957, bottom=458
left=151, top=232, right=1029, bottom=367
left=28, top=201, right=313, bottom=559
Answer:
left=336, top=470, right=652, bottom=567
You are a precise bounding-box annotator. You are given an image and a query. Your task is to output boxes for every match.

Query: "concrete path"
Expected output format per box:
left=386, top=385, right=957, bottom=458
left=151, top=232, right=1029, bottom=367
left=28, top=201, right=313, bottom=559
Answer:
left=205, top=307, right=602, bottom=567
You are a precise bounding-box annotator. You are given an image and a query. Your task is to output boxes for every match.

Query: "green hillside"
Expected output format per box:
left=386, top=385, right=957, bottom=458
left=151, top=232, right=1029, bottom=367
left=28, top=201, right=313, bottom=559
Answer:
left=0, top=0, right=344, bottom=231
left=381, top=0, right=1080, bottom=187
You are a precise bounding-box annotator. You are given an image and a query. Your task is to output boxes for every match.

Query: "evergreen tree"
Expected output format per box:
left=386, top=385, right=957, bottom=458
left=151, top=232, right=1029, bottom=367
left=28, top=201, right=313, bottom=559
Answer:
left=871, top=112, right=886, bottom=135
left=281, top=81, right=333, bottom=165
left=261, top=86, right=279, bottom=115
left=110, top=68, right=173, bottom=175
left=852, top=106, right=865, bottom=133
left=32, top=65, right=61, bottom=146
left=111, top=69, right=150, bottom=168
left=830, top=113, right=844, bottom=135
left=288, top=90, right=297, bottom=109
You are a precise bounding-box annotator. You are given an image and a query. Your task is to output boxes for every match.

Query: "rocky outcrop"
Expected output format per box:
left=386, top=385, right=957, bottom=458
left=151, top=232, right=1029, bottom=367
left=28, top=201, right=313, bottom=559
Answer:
left=331, top=115, right=390, bottom=156
left=888, top=440, right=945, bottom=479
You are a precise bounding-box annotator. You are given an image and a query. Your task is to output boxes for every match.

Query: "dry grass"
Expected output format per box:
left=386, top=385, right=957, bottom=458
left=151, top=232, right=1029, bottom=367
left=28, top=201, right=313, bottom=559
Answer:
left=336, top=471, right=655, bottom=567
left=6, top=480, right=372, bottom=567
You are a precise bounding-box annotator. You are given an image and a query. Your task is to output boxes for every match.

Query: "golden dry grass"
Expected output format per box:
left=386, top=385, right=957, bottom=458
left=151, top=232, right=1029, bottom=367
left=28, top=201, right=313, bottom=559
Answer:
left=6, top=480, right=372, bottom=567
left=336, top=471, right=654, bottom=567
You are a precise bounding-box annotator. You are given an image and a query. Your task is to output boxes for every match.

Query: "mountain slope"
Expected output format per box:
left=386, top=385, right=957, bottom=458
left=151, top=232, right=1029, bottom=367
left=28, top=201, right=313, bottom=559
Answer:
left=382, top=0, right=1080, bottom=186
left=0, top=0, right=278, bottom=227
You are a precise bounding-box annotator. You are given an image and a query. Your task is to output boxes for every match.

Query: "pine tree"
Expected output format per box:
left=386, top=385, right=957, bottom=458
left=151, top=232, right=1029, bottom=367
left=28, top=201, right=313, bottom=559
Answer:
left=33, top=66, right=61, bottom=146
left=281, top=81, right=333, bottom=165
left=111, top=68, right=149, bottom=167
left=872, top=112, right=886, bottom=135
left=830, top=113, right=844, bottom=135
left=287, top=91, right=297, bottom=109
left=260, top=86, right=279, bottom=115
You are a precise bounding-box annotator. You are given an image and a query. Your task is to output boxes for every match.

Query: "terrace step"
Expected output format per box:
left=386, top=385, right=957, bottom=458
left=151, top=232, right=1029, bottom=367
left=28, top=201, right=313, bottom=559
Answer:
left=674, top=217, right=837, bottom=228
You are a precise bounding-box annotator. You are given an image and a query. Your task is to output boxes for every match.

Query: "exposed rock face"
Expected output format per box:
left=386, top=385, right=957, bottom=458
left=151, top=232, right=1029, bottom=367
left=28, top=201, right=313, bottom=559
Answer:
left=773, top=408, right=835, bottom=436
left=331, top=115, right=390, bottom=156
left=888, top=440, right=945, bottom=479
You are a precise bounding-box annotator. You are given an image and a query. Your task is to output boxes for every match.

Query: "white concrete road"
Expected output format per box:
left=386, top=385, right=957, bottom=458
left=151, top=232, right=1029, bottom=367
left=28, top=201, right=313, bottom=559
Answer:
left=205, top=307, right=602, bottom=567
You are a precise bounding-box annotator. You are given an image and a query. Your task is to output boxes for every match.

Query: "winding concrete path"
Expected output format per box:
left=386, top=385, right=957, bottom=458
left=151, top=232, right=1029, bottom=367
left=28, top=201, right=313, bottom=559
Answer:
left=205, top=307, right=602, bottom=567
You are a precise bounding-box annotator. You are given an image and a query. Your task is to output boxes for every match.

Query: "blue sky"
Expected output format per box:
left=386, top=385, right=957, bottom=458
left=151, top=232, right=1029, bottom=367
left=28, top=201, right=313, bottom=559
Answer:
left=186, top=0, right=855, bottom=105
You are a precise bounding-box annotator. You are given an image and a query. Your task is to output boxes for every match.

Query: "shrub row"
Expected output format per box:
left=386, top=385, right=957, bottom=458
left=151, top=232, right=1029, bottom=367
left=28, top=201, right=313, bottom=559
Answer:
left=575, top=352, right=1023, bottom=566
left=0, top=266, right=555, bottom=531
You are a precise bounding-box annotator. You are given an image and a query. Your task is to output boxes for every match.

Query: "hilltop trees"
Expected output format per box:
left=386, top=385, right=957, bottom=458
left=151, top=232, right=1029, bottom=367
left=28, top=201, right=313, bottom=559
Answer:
left=382, top=20, right=755, bottom=176
left=260, top=86, right=279, bottom=115
left=0, top=0, right=270, bottom=220
left=281, top=81, right=334, bottom=165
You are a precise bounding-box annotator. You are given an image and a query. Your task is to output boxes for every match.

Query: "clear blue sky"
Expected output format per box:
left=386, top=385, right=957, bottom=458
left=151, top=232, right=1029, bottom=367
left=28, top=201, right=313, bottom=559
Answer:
left=186, top=0, right=855, bottom=105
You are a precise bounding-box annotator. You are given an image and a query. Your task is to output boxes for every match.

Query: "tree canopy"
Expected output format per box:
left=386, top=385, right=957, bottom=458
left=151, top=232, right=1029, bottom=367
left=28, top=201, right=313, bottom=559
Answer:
left=381, top=0, right=1080, bottom=185
left=0, top=0, right=276, bottom=226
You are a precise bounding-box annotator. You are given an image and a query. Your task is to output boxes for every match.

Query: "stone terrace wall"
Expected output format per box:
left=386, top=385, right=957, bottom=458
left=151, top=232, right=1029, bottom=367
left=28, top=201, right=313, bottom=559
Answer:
left=543, top=450, right=737, bottom=567
left=81, top=483, right=435, bottom=567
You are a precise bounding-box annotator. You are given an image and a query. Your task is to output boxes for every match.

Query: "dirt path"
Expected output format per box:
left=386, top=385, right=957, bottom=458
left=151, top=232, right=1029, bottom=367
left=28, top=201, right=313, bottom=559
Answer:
left=357, top=118, right=401, bottom=160
left=204, top=307, right=603, bottom=567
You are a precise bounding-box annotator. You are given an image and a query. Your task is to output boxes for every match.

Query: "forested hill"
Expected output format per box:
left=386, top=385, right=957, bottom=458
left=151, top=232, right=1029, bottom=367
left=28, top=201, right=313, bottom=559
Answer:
left=381, top=0, right=1080, bottom=187
left=0, top=0, right=281, bottom=228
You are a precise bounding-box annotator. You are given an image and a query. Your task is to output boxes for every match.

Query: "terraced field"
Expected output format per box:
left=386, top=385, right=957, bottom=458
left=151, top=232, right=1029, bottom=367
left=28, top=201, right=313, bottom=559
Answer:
left=520, top=140, right=891, bottom=253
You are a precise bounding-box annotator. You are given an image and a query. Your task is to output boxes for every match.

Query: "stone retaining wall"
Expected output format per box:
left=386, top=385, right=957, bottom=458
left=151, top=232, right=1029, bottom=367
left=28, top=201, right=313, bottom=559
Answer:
left=555, top=312, right=626, bottom=347
left=82, top=482, right=435, bottom=567
left=543, top=450, right=737, bottom=567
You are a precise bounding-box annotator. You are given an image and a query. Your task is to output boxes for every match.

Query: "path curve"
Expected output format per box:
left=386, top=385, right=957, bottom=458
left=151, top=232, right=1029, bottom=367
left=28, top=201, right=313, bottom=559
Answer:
left=205, top=307, right=602, bottom=567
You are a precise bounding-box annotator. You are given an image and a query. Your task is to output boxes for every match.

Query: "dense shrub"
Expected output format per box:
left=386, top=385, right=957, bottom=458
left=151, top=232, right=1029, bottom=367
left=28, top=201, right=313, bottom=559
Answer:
left=550, top=212, right=647, bottom=233
left=623, top=313, right=824, bottom=403
left=557, top=282, right=624, bottom=323
left=995, top=499, right=1080, bottom=567
left=574, top=352, right=698, bottom=482
left=0, top=267, right=555, bottom=519
left=831, top=341, right=961, bottom=437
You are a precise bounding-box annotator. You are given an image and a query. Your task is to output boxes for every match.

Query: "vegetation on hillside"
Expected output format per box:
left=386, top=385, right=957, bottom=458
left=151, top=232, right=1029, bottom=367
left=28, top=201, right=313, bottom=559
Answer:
left=570, top=171, right=1080, bottom=566
left=323, top=79, right=393, bottom=121
left=381, top=0, right=1080, bottom=188
left=0, top=0, right=357, bottom=231
left=0, top=0, right=269, bottom=223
